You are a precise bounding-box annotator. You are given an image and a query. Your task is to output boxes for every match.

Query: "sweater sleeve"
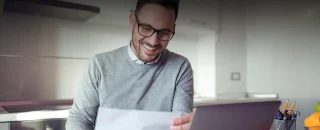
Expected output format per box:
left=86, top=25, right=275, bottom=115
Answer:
left=66, top=56, right=101, bottom=130
left=172, top=59, right=194, bottom=115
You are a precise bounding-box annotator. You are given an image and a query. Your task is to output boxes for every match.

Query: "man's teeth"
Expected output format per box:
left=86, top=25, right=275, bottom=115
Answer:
left=143, top=44, right=156, bottom=51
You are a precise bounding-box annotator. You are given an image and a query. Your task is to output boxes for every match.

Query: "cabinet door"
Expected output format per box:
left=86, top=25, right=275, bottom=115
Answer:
left=178, top=0, right=219, bottom=30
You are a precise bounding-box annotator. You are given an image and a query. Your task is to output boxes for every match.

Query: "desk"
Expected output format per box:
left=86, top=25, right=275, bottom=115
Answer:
left=0, top=93, right=278, bottom=130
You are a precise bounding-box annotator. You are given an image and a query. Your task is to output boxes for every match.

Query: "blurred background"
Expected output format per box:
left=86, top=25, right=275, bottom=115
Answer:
left=0, top=0, right=319, bottom=129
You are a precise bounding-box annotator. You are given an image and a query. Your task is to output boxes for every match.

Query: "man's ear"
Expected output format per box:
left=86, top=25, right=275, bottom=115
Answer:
left=129, top=11, right=135, bottom=30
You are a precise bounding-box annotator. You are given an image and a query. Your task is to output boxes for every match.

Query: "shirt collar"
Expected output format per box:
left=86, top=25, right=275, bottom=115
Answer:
left=128, top=44, right=161, bottom=65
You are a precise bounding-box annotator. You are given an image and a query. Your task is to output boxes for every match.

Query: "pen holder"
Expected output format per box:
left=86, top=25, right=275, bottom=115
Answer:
left=271, top=119, right=296, bottom=130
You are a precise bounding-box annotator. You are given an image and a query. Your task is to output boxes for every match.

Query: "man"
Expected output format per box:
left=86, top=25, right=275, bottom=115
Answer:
left=66, top=0, right=194, bottom=130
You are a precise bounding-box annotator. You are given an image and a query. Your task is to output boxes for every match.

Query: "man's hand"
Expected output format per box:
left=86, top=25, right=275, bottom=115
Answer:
left=170, top=112, right=194, bottom=130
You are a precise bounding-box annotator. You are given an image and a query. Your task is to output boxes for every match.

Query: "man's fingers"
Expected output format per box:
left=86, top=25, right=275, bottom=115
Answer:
left=179, top=113, right=193, bottom=124
left=171, top=117, right=182, bottom=125
left=170, top=123, right=191, bottom=130
left=182, top=113, right=193, bottom=123
left=172, top=113, right=194, bottom=125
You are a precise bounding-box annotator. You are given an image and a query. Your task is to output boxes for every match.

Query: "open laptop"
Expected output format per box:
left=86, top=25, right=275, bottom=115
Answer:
left=190, top=99, right=281, bottom=130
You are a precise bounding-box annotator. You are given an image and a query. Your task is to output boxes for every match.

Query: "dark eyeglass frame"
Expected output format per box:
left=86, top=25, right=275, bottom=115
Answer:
left=134, top=14, right=175, bottom=41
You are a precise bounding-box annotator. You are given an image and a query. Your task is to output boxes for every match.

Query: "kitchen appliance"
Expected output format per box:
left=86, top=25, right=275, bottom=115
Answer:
left=0, top=100, right=73, bottom=130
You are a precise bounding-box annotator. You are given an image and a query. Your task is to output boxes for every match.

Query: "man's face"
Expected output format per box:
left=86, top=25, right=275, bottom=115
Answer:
left=130, top=4, right=176, bottom=62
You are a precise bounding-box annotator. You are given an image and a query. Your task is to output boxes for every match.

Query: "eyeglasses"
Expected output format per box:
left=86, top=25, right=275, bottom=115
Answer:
left=135, top=15, right=175, bottom=41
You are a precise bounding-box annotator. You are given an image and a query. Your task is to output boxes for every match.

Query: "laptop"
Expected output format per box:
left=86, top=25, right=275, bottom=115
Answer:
left=190, top=99, right=281, bottom=130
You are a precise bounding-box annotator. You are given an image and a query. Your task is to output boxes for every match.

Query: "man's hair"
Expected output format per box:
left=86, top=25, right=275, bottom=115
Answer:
left=135, top=0, right=180, bottom=21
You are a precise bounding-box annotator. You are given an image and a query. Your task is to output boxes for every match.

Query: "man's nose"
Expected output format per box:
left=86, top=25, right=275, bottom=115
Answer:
left=145, top=32, right=159, bottom=46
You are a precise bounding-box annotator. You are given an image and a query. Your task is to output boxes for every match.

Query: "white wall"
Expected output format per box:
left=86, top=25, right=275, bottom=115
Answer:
left=215, top=0, right=247, bottom=97
left=246, top=0, right=320, bottom=129
left=0, top=12, right=216, bottom=100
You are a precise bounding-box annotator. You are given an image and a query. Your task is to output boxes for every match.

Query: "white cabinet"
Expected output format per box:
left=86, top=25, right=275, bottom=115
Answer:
left=178, top=0, right=219, bottom=28
left=176, top=0, right=219, bottom=36
left=62, top=0, right=219, bottom=36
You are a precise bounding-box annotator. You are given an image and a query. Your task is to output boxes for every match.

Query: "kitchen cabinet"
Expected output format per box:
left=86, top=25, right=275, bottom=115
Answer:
left=178, top=0, right=219, bottom=31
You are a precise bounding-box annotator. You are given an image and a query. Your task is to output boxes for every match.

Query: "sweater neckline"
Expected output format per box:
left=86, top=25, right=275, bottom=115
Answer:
left=123, top=46, right=168, bottom=68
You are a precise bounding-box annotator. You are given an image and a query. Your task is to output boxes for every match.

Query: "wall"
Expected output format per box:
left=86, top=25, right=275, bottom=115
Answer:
left=215, top=0, right=247, bottom=97
left=0, top=12, right=215, bottom=101
left=246, top=0, right=320, bottom=129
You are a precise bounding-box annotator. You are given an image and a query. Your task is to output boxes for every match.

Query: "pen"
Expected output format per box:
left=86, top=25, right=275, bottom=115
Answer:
left=288, top=101, right=296, bottom=115
left=276, top=110, right=284, bottom=120
left=282, top=99, right=289, bottom=114
left=283, top=110, right=289, bottom=120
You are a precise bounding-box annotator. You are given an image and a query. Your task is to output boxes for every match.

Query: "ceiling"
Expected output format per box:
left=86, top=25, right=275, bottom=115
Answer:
left=61, top=0, right=219, bottom=37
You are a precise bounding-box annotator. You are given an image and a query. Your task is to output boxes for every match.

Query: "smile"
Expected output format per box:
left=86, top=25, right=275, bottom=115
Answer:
left=143, top=44, right=157, bottom=51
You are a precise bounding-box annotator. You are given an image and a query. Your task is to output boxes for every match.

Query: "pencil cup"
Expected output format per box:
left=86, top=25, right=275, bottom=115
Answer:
left=271, top=119, right=296, bottom=130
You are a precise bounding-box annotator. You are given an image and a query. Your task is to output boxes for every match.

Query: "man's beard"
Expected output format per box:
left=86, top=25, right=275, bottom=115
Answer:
left=132, top=39, right=162, bottom=62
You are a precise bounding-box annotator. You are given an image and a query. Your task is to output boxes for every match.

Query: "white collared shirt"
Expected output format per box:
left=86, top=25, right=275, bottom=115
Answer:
left=127, top=44, right=161, bottom=65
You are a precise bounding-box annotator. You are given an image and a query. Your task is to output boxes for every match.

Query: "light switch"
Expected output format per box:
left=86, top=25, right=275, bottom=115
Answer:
left=231, top=72, right=241, bottom=81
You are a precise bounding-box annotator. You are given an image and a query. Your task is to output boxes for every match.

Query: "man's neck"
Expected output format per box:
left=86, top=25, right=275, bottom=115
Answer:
left=130, top=41, right=139, bottom=58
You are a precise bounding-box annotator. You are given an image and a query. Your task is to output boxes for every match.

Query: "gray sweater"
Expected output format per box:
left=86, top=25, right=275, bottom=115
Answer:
left=65, top=46, right=194, bottom=130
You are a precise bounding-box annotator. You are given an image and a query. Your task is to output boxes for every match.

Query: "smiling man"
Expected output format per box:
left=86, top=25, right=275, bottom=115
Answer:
left=66, top=0, right=194, bottom=130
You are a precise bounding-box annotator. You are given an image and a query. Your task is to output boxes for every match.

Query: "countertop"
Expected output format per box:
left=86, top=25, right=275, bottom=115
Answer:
left=0, top=95, right=278, bottom=122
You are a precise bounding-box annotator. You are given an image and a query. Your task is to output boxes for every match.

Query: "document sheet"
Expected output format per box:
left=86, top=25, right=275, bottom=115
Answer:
left=95, top=108, right=181, bottom=130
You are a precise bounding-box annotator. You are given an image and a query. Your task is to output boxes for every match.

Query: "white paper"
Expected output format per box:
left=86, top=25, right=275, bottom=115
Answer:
left=95, top=108, right=181, bottom=130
